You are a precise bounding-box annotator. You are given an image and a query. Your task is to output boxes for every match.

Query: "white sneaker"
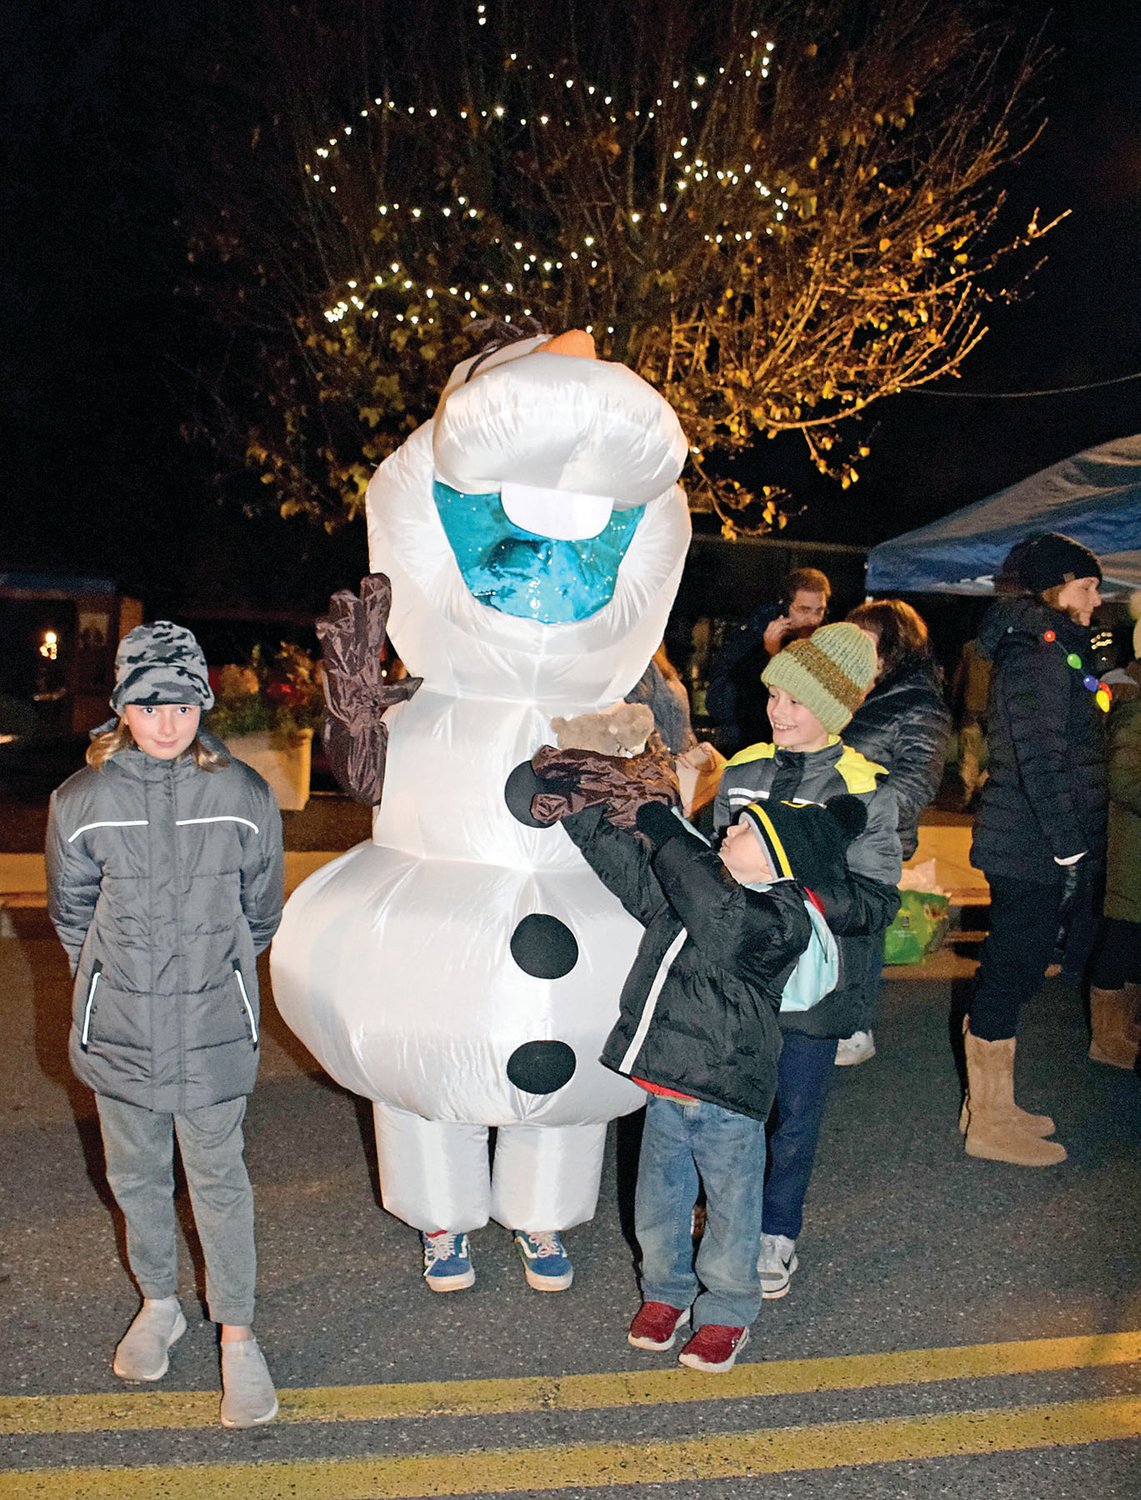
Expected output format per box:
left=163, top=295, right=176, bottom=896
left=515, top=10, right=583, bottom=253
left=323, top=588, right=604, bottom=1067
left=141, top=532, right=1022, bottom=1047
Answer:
left=834, top=1030, right=876, bottom=1066
left=758, top=1233, right=798, bottom=1299
left=220, top=1337, right=278, bottom=1428
left=112, top=1297, right=187, bottom=1381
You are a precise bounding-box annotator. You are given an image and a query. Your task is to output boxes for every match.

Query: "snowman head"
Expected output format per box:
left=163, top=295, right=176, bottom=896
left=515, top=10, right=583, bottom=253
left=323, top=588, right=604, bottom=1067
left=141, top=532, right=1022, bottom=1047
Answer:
left=428, top=328, right=688, bottom=625
left=366, top=327, right=691, bottom=700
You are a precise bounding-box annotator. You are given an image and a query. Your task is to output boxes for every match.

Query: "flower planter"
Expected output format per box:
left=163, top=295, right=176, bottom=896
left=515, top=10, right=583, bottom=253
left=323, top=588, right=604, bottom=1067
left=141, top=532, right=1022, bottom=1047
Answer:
left=225, top=729, right=313, bottom=811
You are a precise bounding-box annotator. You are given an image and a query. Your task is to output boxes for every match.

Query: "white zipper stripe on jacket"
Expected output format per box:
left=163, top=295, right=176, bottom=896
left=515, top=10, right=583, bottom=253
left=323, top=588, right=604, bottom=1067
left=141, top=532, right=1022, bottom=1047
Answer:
left=725, top=788, right=815, bottom=811
left=80, top=969, right=102, bottom=1046
left=176, top=816, right=260, bottom=833
left=233, top=967, right=259, bottom=1044
left=618, top=928, right=688, bottom=1075
left=67, top=820, right=148, bottom=843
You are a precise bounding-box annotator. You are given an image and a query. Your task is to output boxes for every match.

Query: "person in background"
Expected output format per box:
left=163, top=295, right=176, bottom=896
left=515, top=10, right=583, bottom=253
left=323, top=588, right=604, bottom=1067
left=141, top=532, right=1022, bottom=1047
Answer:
left=626, top=643, right=698, bottom=756
left=629, top=642, right=729, bottom=828
left=835, top=599, right=953, bottom=1065
left=705, top=568, right=831, bottom=756
left=950, top=636, right=991, bottom=809
left=714, top=623, right=901, bottom=1303
left=964, top=533, right=1107, bottom=1166
left=1087, top=620, right=1141, bottom=1070
left=45, top=623, right=284, bottom=1428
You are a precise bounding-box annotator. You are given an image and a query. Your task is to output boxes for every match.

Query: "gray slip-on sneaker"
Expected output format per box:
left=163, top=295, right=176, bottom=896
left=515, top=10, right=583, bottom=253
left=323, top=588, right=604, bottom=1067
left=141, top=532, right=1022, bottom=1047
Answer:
left=220, top=1338, right=279, bottom=1428
left=113, top=1297, right=187, bottom=1381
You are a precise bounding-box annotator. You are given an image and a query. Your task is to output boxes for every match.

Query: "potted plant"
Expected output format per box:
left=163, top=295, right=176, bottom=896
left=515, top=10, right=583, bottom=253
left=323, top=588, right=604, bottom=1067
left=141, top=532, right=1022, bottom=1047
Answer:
left=207, top=643, right=324, bottom=810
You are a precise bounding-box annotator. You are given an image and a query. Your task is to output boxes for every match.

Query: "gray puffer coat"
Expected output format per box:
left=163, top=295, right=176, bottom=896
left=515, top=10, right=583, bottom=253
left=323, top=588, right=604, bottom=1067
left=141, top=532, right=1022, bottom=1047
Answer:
left=46, top=733, right=284, bottom=1112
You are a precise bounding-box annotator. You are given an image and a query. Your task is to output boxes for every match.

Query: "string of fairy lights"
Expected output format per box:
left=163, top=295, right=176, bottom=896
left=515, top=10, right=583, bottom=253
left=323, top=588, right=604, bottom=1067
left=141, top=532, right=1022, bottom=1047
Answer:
left=311, top=5, right=787, bottom=332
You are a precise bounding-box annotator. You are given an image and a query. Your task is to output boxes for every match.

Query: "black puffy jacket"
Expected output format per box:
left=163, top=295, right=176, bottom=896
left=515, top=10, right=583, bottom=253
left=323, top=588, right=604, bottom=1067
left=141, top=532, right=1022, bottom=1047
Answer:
left=563, top=804, right=797, bottom=1122
left=843, top=658, right=952, bottom=860
left=970, top=597, right=1108, bottom=883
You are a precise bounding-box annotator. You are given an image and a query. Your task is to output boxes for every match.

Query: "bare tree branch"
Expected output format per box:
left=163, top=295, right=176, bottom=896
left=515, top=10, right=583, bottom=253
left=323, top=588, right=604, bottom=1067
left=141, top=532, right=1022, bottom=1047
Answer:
left=178, top=0, right=1059, bottom=534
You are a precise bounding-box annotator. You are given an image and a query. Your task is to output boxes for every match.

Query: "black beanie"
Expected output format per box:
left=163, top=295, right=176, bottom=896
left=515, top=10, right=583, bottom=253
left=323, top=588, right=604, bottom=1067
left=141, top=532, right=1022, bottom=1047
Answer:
left=1012, top=533, right=1102, bottom=595
left=738, top=794, right=867, bottom=888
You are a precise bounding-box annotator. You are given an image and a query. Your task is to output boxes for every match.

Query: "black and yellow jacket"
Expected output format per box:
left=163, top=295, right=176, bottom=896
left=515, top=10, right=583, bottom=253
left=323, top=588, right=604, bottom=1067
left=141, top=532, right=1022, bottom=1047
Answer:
left=712, top=738, right=901, bottom=1037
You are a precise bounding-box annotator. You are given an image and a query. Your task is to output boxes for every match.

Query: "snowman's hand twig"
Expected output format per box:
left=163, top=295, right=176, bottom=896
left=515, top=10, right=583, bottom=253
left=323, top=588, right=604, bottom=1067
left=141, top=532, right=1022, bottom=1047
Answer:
left=317, top=574, right=422, bottom=806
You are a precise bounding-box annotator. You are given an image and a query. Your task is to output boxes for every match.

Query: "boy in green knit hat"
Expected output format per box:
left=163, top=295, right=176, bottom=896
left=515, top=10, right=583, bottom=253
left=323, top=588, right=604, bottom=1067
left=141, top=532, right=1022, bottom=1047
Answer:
left=713, top=622, right=902, bottom=1301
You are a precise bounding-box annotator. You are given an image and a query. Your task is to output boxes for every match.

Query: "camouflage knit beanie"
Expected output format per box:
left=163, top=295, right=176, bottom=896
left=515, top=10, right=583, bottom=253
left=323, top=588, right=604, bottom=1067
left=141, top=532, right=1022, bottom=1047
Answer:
left=110, top=621, right=215, bottom=714
left=761, top=622, right=876, bottom=734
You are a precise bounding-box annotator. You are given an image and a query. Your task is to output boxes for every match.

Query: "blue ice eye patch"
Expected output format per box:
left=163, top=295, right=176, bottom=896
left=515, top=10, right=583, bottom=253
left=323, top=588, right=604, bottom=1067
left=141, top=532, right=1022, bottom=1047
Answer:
left=432, top=479, right=643, bottom=624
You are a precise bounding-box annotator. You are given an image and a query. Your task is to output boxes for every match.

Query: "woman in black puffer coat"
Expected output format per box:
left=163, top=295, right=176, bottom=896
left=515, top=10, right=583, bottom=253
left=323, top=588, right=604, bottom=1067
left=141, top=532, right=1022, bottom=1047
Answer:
left=845, top=600, right=951, bottom=862
left=963, top=533, right=1108, bottom=1168
left=836, top=599, right=952, bottom=1063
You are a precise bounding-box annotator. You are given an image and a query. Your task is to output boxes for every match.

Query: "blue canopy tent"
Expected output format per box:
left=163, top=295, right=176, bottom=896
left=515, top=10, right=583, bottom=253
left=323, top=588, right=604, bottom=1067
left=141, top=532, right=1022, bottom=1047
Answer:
left=866, top=435, right=1141, bottom=596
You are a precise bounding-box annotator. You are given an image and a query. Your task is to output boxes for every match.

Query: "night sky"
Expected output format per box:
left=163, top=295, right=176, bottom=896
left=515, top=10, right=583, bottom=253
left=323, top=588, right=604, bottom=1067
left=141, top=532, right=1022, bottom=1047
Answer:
left=4, top=0, right=1139, bottom=613
left=806, top=0, right=1141, bottom=546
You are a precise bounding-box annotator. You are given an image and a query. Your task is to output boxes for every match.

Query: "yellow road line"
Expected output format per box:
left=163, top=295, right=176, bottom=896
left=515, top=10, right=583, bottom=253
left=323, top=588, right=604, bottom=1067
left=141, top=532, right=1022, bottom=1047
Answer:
left=1, top=1330, right=1138, bottom=1435
left=1, top=1394, right=1137, bottom=1500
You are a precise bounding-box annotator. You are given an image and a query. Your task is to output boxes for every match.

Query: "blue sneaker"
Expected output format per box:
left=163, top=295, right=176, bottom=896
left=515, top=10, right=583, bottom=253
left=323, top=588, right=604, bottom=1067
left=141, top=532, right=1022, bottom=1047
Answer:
left=513, top=1230, right=574, bottom=1291
left=421, top=1231, right=475, bottom=1291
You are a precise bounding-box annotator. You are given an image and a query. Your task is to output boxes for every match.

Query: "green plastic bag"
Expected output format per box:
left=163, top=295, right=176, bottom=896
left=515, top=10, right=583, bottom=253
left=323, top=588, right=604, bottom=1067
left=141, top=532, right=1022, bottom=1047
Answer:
left=883, top=890, right=950, bottom=965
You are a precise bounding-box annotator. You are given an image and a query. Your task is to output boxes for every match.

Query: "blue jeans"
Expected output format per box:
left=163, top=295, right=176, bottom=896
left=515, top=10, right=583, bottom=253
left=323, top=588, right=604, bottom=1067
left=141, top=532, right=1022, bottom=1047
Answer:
left=852, top=932, right=886, bottom=1033
left=763, top=1031, right=837, bottom=1241
left=635, top=1093, right=766, bottom=1330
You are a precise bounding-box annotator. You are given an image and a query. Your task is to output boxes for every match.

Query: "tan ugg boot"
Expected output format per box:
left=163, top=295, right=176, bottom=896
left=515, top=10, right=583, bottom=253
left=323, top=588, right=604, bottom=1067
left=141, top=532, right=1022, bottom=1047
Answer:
left=1088, top=986, right=1141, bottom=1069
left=958, top=1016, right=1054, bottom=1137
left=1127, top=983, right=1141, bottom=1045
left=963, top=1030, right=1067, bottom=1166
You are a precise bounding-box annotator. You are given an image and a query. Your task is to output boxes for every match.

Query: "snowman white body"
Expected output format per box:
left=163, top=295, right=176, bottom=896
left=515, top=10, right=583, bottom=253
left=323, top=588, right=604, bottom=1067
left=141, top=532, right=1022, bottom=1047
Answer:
left=271, top=338, right=690, bottom=1233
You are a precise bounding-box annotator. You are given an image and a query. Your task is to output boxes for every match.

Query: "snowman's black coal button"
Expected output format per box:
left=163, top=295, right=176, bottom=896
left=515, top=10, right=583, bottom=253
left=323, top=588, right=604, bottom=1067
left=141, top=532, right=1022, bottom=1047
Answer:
left=509, top=913, right=579, bottom=978
left=504, top=760, right=549, bottom=827
left=506, top=1039, right=577, bottom=1094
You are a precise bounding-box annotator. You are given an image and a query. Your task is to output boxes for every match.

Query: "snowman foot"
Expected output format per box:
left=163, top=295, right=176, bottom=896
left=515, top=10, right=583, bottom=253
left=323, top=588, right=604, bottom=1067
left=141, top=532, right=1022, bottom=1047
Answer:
left=513, top=1231, right=574, bottom=1291
left=421, top=1231, right=476, bottom=1291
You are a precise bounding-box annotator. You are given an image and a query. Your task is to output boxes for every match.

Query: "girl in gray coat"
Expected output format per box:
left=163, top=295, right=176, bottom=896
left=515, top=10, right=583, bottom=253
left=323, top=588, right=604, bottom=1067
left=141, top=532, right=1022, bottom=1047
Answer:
left=45, top=623, right=284, bottom=1428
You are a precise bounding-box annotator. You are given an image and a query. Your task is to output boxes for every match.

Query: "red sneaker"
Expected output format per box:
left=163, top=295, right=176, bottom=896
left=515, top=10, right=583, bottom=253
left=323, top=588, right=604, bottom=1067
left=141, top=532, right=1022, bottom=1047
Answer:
left=678, top=1323, right=750, bottom=1372
left=627, top=1301, right=690, bottom=1351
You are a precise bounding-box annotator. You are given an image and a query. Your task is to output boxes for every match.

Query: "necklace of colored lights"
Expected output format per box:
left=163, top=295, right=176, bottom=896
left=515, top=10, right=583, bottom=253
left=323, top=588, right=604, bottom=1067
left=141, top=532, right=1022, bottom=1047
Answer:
left=1041, top=628, right=1112, bottom=712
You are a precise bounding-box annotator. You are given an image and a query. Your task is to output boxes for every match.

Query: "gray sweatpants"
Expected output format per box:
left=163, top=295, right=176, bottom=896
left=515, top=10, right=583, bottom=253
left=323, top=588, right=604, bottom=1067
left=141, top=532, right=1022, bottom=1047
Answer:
left=95, top=1094, right=256, bottom=1327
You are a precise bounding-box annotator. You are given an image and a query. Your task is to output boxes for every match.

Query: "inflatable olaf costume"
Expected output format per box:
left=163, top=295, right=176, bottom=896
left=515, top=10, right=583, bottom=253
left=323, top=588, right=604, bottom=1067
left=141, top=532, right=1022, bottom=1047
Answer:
left=271, top=331, right=690, bottom=1238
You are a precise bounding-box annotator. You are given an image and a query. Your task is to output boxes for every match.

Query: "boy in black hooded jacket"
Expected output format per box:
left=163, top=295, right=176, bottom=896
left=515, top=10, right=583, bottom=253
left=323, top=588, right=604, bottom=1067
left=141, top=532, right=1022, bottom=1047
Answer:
left=531, top=749, right=863, bottom=1373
